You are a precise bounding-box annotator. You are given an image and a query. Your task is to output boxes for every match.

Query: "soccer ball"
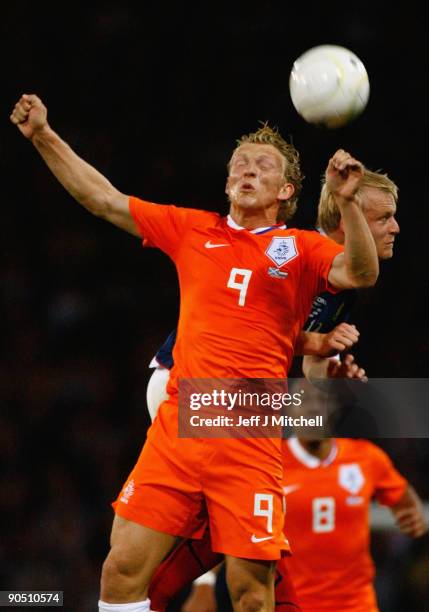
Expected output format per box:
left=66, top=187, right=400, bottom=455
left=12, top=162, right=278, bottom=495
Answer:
left=289, top=45, right=370, bottom=128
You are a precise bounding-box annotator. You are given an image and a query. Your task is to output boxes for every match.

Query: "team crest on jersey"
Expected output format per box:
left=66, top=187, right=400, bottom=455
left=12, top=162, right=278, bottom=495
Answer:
left=265, top=237, right=298, bottom=268
left=338, top=464, right=365, bottom=495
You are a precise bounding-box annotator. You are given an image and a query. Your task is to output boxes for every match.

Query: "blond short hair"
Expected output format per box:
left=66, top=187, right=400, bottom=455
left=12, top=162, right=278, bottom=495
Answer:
left=317, top=168, right=399, bottom=233
left=234, top=123, right=304, bottom=222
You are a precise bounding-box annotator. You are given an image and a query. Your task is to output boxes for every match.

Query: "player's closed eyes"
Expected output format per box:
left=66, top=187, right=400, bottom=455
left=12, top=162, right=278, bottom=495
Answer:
left=232, top=157, right=276, bottom=171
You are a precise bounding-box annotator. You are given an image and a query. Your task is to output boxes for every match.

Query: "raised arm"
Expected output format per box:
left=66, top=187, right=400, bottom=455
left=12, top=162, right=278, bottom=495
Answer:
left=326, top=150, right=379, bottom=289
left=10, top=94, right=138, bottom=236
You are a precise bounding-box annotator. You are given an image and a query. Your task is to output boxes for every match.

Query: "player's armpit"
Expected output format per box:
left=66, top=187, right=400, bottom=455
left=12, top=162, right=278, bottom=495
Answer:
left=97, top=190, right=140, bottom=236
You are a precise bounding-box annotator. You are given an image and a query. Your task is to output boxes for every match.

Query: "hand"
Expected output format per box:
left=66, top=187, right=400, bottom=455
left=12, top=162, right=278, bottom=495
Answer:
left=325, top=149, right=364, bottom=203
left=319, top=323, right=360, bottom=357
left=181, top=584, right=217, bottom=612
left=394, top=506, right=428, bottom=538
left=10, top=94, right=48, bottom=139
left=327, top=354, right=368, bottom=381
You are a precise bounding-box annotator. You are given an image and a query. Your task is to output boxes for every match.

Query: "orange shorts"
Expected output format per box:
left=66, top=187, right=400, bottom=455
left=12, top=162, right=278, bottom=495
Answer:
left=113, top=399, right=290, bottom=560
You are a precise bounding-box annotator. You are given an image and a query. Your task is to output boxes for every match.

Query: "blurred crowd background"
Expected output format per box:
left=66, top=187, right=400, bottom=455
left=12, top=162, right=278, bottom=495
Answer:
left=1, top=2, right=429, bottom=610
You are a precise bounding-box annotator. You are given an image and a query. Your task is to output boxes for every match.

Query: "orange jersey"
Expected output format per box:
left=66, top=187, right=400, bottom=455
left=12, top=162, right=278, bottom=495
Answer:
left=282, top=438, right=407, bottom=612
left=130, top=197, right=343, bottom=390
left=124, top=198, right=343, bottom=559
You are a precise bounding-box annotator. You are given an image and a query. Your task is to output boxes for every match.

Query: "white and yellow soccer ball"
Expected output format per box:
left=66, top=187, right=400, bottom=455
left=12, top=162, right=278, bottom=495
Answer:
left=289, top=45, right=370, bottom=128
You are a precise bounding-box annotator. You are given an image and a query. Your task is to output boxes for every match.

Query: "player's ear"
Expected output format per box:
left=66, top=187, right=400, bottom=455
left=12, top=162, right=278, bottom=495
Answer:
left=278, top=182, right=294, bottom=201
left=225, top=177, right=231, bottom=197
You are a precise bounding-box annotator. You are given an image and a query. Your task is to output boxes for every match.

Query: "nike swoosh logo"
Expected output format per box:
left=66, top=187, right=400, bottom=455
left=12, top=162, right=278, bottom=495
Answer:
left=204, top=241, right=230, bottom=248
left=283, top=484, right=301, bottom=496
left=251, top=534, right=274, bottom=543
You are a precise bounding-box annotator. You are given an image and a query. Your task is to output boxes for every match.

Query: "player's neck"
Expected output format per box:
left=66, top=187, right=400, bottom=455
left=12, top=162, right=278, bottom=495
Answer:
left=298, top=438, right=333, bottom=460
left=229, top=205, right=278, bottom=230
left=326, top=227, right=344, bottom=245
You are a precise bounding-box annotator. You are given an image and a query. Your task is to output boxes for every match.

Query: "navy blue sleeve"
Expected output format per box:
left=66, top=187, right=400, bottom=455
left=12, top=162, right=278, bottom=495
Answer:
left=155, top=329, right=177, bottom=369
left=304, top=289, right=357, bottom=333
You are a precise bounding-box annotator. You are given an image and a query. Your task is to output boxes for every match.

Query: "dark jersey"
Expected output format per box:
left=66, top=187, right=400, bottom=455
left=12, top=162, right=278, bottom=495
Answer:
left=303, top=288, right=357, bottom=333
left=154, top=329, right=177, bottom=369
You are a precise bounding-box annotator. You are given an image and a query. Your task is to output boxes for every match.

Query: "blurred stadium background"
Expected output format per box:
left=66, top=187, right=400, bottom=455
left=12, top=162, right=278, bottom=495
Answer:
left=1, top=2, right=428, bottom=610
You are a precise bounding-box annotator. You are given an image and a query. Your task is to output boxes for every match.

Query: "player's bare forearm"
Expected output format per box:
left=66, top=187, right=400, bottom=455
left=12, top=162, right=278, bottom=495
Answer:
left=303, top=353, right=367, bottom=382
left=32, top=126, right=117, bottom=212
left=302, top=355, right=331, bottom=379
left=326, top=150, right=379, bottom=289
left=328, top=201, right=379, bottom=289
left=296, top=324, right=359, bottom=357
left=10, top=94, right=138, bottom=236
left=338, top=199, right=379, bottom=287
left=294, top=332, right=324, bottom=356
left=391, top=485, right=428, bottom=538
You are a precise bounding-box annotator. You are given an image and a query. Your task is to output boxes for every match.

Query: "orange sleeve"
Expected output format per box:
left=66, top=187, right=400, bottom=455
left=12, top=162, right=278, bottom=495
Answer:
left=368, top=442, right=408, bottom=506
left=298, top=229, right=344, bottom=296
left=129, top=196, right=213, bottom=259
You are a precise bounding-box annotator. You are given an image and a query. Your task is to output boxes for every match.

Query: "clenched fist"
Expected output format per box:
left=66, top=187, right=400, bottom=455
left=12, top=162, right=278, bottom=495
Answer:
left=325, top=149, right=364, bottom=204
left=319, top=322, right=360, bottom=356
left=10, top=94, right=48, bottom=140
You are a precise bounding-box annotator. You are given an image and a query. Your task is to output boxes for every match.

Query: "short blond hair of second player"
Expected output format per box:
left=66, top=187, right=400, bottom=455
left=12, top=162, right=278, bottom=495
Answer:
left=317, top=168, right=398, bottom=234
